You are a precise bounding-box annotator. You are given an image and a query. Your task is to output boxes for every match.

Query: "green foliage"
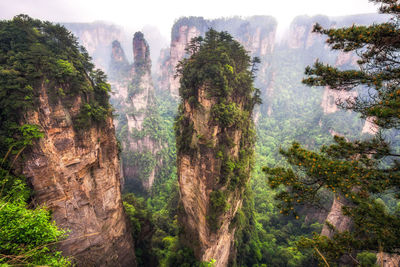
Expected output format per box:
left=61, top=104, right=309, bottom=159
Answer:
left=128, top=69, right=147, bottom=98
left=233, top=11, right=382, bottom=267
left=0, top=14, right=111, bottom=145
left=356, top=251, right=378, bottom=267
left=0, top=200, right=70, bottom=266
left=117, top=79, right=192, bottom=266
left=74, top=102, right=109, bottom=129
left=123, top=184, right=201, bottom=267
left=54, top=59, right=78, bottom=80
left=123, top=194, right=156, bottom=266
left=264, top=1, right=400, bottom=265
left=200, top=258, right=216, bottom=267
left=208, top=190, right=229, bottom=231
left=115, top=90, right=176, bottom=195
left=0, top=15, right=115, bottom=266
left=232, top=185, right=320, bottom=267
left=0, top=123, right=69, bottom=266
left=122, top=150, right=157, bottom=194
left=174, top=30, right=260, bottom=235
left=211, top=102, right=244, bottom=128
left=176, top=29, right=260, bottom=102
left=174, top=112, right=195, bottom=154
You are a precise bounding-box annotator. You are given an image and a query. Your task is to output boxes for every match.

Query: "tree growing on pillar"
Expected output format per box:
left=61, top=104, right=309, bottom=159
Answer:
left=175, top=29, right=261, bottom=265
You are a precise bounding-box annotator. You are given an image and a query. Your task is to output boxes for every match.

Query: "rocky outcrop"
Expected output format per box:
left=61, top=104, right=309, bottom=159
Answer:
left=320, top=49, right=378, bottom=134
left=110, top=32, right=162, bottom=192
left=63, top=22, right=128, bottom=71
left=284, top=14, right=386, bottom=51
left=109, top=40, right=131, bottom=79
left=112, top=40, right=129, bottom=65
left=285, top=15, right=331, bottom=50
left=175, top=31, right=258, bottom=266
left=321, top=51, right=358, bottom=114
left=157, top=21, right=203, bottom=98
left=321, top=86, right=357, bottom=114
left=321, top=195, right=353, bottom=238
left=157, top=16, right=277, bottom=99
left=377, top=253, right=400, bottom=267
left=177, top=86, right=247, bottom=266
left=362, top=117, right=379, bottom=135
left=21, top=82, right=136, bottom=266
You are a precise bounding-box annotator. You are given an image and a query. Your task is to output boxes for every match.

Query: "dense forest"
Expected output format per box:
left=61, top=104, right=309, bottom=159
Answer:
left=1, top=0, right=400, bottom=266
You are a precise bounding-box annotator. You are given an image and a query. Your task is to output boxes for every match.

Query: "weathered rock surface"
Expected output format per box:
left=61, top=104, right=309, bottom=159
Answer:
left=64, top=22, right=128, bottom=71
left=110, top=32, right=162, bottom=192
left=320, top=50, right=378, bottom=134
left=377, top=253, right=400, bottom=267
left=320, top=51, right=358, bottom=114
left=21, top=82, right=136, bottom=266
left=178, top=87, right=245, bottom=267
left=109, top=40, right=131, bottom=79
left=321, top=195, right=353, bottom=238
left=285, top=15, right=332, bottom=50
left=157, top=16, right=277, bottom=99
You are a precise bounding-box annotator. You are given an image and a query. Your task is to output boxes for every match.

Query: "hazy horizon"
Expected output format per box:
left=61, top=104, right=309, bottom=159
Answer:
left=0, top=0, right=380, bottom=42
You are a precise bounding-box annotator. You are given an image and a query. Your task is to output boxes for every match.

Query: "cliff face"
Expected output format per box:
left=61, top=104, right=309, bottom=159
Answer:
left=321, top=195, right=353, bottom=238
left=63, top=22, right=128, bottom=71
left=320, top=50, right=379, bottom=135
left=284, top=14, right=386, bottom=51
left=175, top=30, right=258, bottom=266
left=157, top=16, right=277, bottom=99
left=178, top=88, right=244, bottom=266
left=285, top=15, right=332, bottom=50
left=321, top=51, right=358, bottom=114
left=0, top=18, right=136, bottom=267
left=21, top=82, right=136, bottom=266
left=110, top=32, right=162, bottom=192
left=109, top=40, right=131, bottom=80
left=157, top=23, right=202, bottom=98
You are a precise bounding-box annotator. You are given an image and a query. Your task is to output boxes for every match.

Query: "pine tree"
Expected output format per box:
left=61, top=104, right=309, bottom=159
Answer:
left=264, top=0, right=400, bottom=265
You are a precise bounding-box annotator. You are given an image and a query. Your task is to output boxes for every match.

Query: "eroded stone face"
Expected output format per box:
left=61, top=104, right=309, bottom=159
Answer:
left=22, top=83, right=136, bottom=267
left=109, top=33, right=162, bottom=191
left=64, top=23, right=127, bottom=72
left=177, top=87, right=247, bottom=267
left=321, top=194, right=353, bottom=238
left=320, top=50, right=379, bottom=134
left=157, top=18, right=276, bottom=100
left=377, top=253, right=400, bottom=267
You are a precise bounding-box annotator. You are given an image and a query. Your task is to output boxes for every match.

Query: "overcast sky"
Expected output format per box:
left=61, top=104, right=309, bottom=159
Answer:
left=0, top=0, right=379, bottom=40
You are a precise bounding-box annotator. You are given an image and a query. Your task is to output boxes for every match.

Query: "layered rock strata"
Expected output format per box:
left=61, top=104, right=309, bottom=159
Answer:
left=175, top=31, right=258, bottom=266
left=110, top=33, right=162, bottom=192
left=21, top=82, right=136, bottom=266
left=157, top=16, right=277, bottom=99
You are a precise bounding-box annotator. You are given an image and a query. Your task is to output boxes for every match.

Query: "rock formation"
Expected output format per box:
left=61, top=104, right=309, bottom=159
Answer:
left=0, top=18, right=136, bottom=266
left=282, top=15, right=384, bottom=136
left=320, top=51, right=358, bottom=114
left=320, top=50, right=379, bottom=135
left=109, top=32, right=162, bottom=192
left=285, top=15, right=332, bottom=50
left=377, top=253, right=400, bottom=267
left=175, top=30, right=259, bottom=266
left=109, top=40, right=131, bottom=79
left=21, top=82, right=136, bottom=266
left=63, top=23, right=167, bottom=75
left=321, top=195, right=353, bottom=238
left=157, top=16, right=277, bottom=100
left=63, top=22, right=129, bottom=71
